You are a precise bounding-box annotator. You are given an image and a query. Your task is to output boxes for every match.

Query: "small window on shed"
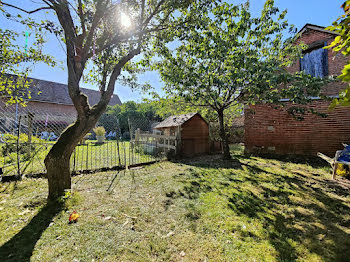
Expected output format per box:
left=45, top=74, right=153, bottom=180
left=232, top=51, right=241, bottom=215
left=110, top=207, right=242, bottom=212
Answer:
left=300, top=43, right=328, bottom=78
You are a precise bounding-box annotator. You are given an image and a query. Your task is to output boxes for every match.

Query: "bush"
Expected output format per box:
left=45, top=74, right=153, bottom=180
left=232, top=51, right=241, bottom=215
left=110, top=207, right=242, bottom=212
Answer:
left=122, top=132, right=130, bottom=140
left=0, top=133, right=46, bottom=157
left=93, top=126, right=106, bottom=136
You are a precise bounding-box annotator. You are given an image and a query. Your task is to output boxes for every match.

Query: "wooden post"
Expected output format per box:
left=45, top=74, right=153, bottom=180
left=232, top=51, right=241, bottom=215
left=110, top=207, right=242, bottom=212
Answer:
left=16, top=116, right=22, bottom=179
left=135, top=128, right=140, bottom=143
left=117, top=136, right=121, bottom=167
left=26, top=112, right=34, bottom=154
left=332, top=162, right=338, bottom=180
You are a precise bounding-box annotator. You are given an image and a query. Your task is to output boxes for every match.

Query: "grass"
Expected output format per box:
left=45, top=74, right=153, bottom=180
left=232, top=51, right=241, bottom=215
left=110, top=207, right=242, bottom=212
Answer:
left=0, top=140, right=161, bottom=176
left=1, top=145, right=350, bottom=261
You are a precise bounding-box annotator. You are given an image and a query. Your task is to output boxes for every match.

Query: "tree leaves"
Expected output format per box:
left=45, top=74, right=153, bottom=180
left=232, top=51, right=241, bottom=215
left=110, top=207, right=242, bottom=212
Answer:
left=0, top=26, right=55, bottom=106
left=326, top=0, right=350, bottom=108
left=154, top=0, right=326, bottom=113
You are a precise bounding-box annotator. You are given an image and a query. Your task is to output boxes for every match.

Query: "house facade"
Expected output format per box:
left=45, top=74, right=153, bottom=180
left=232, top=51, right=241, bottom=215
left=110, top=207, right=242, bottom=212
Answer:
left=0, top=76, right=122, bottom=135
left=244, top=24, right=350, bottom=156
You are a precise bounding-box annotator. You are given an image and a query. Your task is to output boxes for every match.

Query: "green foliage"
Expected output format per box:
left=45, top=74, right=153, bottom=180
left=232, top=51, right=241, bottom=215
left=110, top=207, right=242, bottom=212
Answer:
left=326, top=1, right=350, bottom=107
left=0, top=133, right=46, bottom=156
left=145, top=95, right=243, bottom=127
left=151, top=0, right=326, bottom=156
left=98, top=101, right=162, bottom=135
left=77, top=0, right=218, bottom=91
left=0, top=5, right=55, bottom=106
left=155, top=0, right=326, bottom=110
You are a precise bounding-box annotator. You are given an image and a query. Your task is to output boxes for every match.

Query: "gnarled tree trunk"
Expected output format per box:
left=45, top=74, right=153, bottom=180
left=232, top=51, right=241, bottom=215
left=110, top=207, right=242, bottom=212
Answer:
left=218, top=109, right=231, bottom=160
left=45, top=120, right=92, bottom=199
left=45, top=96, right=107, bottom=199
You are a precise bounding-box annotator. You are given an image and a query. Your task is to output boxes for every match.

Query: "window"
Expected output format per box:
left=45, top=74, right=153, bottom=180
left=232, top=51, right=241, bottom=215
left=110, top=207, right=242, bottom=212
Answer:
left=300, top=43, right=328, bottom=78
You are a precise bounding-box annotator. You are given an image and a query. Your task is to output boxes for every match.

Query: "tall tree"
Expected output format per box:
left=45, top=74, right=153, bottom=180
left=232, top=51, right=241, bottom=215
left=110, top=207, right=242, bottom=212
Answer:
left=3, top=0, right=215, bottom=199
left=154, top=0, right=326, bottom=159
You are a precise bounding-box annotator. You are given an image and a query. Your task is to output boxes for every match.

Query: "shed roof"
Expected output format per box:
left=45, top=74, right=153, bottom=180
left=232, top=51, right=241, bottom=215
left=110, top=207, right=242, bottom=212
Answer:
left=154, top=112, right=201, bottom=129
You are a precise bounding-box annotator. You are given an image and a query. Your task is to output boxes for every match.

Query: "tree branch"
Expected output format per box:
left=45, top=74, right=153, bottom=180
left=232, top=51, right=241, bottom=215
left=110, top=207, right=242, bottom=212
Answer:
left=142, top=0, right=166, bottom=28
left=82, top=0, right=108, bottom=62
left=77, top=0, right=86, bottom=36
left=92, top=46, right=142, bottom=114
left=1, top=2, right=52, bottom=14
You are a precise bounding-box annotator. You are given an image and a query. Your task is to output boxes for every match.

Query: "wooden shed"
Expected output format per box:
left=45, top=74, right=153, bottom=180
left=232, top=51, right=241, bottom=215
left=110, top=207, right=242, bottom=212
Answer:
left=154, top=113, right=209, bottom=156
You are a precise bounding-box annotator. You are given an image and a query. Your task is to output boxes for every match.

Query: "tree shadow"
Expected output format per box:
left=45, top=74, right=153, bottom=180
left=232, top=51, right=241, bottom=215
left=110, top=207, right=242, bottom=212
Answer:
left=170, top=154, right=350, bottom=261
left=174, top=154, right=243, bottom=170
left=0, top=201, right=63, bottom=262
left=246, top=152, right=329, bottom=168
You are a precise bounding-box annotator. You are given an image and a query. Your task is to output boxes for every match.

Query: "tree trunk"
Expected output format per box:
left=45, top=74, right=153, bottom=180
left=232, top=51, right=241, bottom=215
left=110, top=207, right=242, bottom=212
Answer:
left=45, top=115, right=101, bottom=200
left=218, top=109, right=231, bottom=160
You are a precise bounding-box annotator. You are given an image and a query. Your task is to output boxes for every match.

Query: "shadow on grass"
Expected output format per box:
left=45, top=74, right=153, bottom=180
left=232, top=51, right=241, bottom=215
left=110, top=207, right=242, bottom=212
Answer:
left=171, top=154, right=350, bottom=261
left=244, top=152, right=329, bottom=168
left=230, top=143, right=330, bottom=168
left=0, top=201, right=63, bottom=262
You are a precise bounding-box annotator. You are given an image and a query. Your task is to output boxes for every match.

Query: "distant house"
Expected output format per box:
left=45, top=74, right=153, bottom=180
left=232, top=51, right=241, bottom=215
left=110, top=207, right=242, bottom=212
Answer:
left=0, top=76, right=122, bottom=134
left=245, top=24, right=350, bottom=156
left=154, top=112, right=209, bottom=156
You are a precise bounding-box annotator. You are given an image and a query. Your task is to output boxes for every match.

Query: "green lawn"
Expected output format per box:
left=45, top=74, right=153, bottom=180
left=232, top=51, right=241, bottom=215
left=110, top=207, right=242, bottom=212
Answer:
left=0, top=140, right=161, bottom=176
left=1, top=146, right=350, bottom=261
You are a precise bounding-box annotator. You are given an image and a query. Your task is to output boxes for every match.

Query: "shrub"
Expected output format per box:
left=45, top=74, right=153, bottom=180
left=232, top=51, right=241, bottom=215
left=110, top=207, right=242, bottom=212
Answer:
left=122, top=132, right=130, bottom=140
left=0, top=133, right=46, bottom=157
left=93, top=126, right=106, bottom=136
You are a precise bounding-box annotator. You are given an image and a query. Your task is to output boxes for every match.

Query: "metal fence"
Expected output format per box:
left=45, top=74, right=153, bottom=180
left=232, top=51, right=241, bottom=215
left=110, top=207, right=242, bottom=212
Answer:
left=1, top=139, right=168, bottom=177
left=0, top=103, right=167, bottom=178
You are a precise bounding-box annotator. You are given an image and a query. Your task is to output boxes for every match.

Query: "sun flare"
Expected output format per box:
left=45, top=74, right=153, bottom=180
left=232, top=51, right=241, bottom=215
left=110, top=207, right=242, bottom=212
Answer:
left=120, top=12, right=132, bottom=29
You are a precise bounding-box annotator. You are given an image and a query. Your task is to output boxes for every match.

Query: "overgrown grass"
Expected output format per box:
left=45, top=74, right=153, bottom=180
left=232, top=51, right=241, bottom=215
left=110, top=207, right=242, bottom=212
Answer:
left=1, top=145, right=350, bottom=261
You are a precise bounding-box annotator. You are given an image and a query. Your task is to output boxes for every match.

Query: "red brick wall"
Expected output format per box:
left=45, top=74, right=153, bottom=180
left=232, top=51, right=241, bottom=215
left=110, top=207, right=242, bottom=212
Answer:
left=245, top=28, right=350, bottom=156
left=26, top=101, right=77, bottom=117
left=288, top=29, right=348, bottom=95
left=245, top=102, right=350, bottom=156
left=0, top=99, right=77, bottom=119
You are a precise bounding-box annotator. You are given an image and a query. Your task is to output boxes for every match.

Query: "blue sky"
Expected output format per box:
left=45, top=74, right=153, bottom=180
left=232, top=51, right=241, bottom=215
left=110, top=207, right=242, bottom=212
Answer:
left=0, top=0, right=344, bottom=103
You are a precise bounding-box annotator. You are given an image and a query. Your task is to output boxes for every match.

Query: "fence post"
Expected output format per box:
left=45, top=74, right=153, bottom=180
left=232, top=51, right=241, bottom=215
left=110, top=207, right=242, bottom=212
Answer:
left=73, top=149, right=76, bottom=173
left=124, top=142, right=126, bottom=167
left=135, top=128, right=140, bottom=143
left=26, top=112, right=34, bottom=155
left=86, top=143, right=89, bottom=171
left=16, top=116, right=22, bottom=179
left=117, top=138, right=121, bottom=167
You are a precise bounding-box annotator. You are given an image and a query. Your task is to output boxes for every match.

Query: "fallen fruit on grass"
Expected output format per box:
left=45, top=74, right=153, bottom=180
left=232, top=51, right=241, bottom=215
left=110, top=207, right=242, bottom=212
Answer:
left=69, top=211, right=80, bottom=223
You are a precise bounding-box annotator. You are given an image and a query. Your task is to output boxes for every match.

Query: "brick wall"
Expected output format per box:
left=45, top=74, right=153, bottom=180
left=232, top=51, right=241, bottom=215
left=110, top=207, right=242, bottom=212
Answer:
left=0, top=99, right=77, bottom=119
left=288, top=29, right=348, bottom=95
left=27, top=101, right=77, bottom=117
left=244, top=27, right=350, bottom=156
left=245, top=102, right=350, bottom=156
